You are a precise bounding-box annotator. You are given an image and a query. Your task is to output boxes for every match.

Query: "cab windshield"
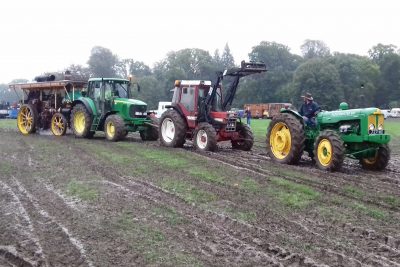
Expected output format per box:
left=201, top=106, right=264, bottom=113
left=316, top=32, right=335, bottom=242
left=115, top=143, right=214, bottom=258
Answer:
left=114, top=82, right=129, bottom=98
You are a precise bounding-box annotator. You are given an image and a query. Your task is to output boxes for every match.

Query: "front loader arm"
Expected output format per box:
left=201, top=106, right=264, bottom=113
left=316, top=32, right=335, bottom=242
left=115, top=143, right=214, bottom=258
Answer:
left=222, top=61, right=267, bottom=110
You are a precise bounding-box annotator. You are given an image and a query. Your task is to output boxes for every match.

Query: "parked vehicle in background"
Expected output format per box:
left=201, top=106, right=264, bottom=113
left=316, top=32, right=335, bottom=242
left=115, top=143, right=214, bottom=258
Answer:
left=149, top=101, right=172, bottom=118
left=0, top=104, right=8, bottom=119
left=390, top=108, right=400, bottom=118
left=381, top=109, right=391, bottom=119
left=244, top=103, right=291, bottom=119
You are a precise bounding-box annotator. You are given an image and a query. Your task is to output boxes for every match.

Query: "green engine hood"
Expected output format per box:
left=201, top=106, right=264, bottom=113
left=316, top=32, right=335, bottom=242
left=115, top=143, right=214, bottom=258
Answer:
left=318, top=107, right=382, bottom=124
left=114, top=98, right=147, bottom=106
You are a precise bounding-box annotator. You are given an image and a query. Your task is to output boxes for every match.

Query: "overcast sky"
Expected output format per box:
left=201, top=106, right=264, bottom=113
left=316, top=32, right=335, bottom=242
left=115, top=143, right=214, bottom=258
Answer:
left=0, top=0, right=399, bottom=84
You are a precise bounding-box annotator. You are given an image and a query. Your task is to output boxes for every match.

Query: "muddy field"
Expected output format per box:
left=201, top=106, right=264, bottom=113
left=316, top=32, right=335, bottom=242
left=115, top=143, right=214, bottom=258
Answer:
left=0, top=123, right=399, bottom=266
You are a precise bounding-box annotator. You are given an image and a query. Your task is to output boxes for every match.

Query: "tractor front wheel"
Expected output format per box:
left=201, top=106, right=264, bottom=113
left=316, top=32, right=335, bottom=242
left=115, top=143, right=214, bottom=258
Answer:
left=17, top=104, right=38, bottom=135
left=314, top=130, right=344, bottom=172
left=159, top=109, right=187, bottom=147
left=232, top=123, right=254, bottom=151
left=194, top=122, right=217, bottom=152
left=266, top=113, right=305, bottom=164
left=71, top=104, right=92, bottom=138
left=51, top=112, right=67, bottom=136
left=360, top=145, right=390, bottom=171
left=104, top=115, right=125, bottom=142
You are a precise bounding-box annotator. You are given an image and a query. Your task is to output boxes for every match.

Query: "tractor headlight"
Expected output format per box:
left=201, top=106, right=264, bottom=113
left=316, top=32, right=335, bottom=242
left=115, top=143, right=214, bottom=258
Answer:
left=378, top=124, right=384, bottom=131
left=369, top=124, right=375, bottom=131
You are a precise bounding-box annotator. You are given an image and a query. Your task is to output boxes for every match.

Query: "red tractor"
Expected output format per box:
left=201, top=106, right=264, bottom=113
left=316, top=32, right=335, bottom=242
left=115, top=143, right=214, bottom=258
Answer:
left=159, top=61, right=267, bottom=151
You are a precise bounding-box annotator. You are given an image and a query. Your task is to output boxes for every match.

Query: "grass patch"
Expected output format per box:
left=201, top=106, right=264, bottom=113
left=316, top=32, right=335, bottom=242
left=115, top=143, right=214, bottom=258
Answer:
left=0, top=119, right=17, bottom=129
left=188, top=167, right=225, bottom=184
left=160, top=179, right=217, bottom=204
left=343, top=186, right=365, bottom=198
left=382, top=195, right=400, bottom=208
left=269, top=177, right=320, bottom=209
left=115, top=212, right=201, bottom=266
left=152, top=207, right=187, bottom=225
left=0, top=162, right=13, bottom=176
left=136, top=149, right=189, bottom=169
left=239, top=178, right=261, bottom=193
left=233, top=210, right=257, bottom=222
left=67, top=180, right=98, bottom=201
left=352, top=202, right=387, bottom=220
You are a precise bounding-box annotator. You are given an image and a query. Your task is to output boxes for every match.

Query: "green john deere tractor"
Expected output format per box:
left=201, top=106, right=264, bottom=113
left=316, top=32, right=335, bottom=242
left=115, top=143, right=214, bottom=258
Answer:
left=266, top=102, right=391, bottom=171
left=70, top=78, right=158, bottom=141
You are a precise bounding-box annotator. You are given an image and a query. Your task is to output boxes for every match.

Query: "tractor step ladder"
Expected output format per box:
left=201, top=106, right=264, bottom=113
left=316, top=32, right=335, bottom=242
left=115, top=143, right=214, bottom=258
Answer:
left=91, top=116, right=101, bottom=131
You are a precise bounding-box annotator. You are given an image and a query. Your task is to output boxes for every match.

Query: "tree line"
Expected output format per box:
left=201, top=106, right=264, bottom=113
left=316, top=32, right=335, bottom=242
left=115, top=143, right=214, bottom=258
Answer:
left=1, top=40, right=400, bottom=111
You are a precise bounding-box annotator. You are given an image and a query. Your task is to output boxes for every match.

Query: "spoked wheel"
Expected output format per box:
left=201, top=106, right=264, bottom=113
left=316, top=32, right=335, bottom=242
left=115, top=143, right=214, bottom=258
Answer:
left=17, top=104, right=38, bottom=135
left=51, top=112, right=67, bottom=136
left=194, top=123, right=217, bottom=151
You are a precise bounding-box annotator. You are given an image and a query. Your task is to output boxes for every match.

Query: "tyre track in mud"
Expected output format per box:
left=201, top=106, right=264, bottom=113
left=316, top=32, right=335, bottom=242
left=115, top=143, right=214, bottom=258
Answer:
left=62, top=138, right=400, bottom=266
left=198, top=147, right=400, bottom=209
left=61, top=139, right=325, bottom=266
left=188, top=147, right=400, bottom=266
left=0, top=177, right=94, bottom=267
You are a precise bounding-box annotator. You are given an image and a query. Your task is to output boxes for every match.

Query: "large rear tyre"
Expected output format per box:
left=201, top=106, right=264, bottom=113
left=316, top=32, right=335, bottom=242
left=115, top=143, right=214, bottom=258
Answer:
left=51, top=112, right=67, bottom=136
left=194, top=122, right=217, bottom=152
left=104, top=115, right=125, bottom=142
left=159, top=109, right=187, bottom=147
left=266, top=113, right=305, bottom=164
left=71, top=104, right=92, bottom=138
left=360, top=145, right=390, bottom=171
left=17, top=104, right=38, bottom=135
left=314, top=130, right=344, bottom=172
left=231, top=123, right=254, bottom=151
left=140, top=117, right=159, bottom=141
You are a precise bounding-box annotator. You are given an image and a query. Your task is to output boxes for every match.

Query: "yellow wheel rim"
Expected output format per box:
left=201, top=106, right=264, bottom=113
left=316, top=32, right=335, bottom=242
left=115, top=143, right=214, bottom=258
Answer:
left=17, top=106, right=33, bottom=135
left=363, top=154, right=377, bottom=165
left=106, top=121, right=115, bottom=138
left=74, top=111, right=86, bottom=134
left=317, top=139, right=332, bottom=166
left=51, top=115, right=65, bottom=136
left=270, top=122, right=291, bottom=159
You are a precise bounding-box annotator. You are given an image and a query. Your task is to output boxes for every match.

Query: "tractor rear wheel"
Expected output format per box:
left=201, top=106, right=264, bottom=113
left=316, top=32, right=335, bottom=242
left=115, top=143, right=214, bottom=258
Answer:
left=51, top=112, right=67, bottom=136
left=104, top=115, right=125, bottom=142
left=159, top=109, right=187, bottom=147
left=140, top=117, right=159, bottom=141
left=360, top=145, right=390, bottom=171
left=17, top=104, right=38, bottom=135
left=232, top=123, right=254, bottom=151
left=266, top=113, right=305, bottom=164
left=314, top=130, right=344, bottom=171
left=194, top=122, right=217, bottom=151
left=71, top=104, right=92, bottom=138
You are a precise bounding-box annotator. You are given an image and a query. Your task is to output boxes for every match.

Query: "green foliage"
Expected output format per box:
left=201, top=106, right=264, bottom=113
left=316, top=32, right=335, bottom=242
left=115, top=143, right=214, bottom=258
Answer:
left=300, top=39, right=331, bottom=59
left=87, top=46, right=119, bottom=77
left=293, top=59, right=342, bottom=110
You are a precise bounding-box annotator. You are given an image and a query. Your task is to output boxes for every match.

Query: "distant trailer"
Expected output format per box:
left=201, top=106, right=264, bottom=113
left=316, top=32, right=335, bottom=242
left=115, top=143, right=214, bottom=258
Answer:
left=244, top=103, right=291, bottom=119
left=9, top=80, right=87, bottom=136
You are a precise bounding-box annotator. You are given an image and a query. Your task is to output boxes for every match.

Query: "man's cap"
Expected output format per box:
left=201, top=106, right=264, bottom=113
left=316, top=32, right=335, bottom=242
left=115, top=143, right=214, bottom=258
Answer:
left=301, top=92, right=313, bottom=101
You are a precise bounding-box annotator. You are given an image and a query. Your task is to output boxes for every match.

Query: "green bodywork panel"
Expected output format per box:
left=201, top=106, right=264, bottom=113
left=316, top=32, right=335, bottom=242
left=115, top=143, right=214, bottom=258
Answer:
left=281, top=107, right=391, bottom=159
left=73, top=78, right=152, bottom=133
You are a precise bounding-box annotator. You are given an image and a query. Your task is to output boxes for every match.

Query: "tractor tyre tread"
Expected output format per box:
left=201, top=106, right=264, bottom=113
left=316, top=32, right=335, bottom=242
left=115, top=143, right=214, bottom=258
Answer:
left=159, top=109, right=187, bottom=147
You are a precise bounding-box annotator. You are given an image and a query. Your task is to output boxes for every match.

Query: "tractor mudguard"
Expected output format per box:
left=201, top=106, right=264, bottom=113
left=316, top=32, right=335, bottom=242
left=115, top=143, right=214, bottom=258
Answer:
left=72, top=98, right=97, bottom=115
left=280, top=109, right=303, bottom=122
left=165, top=104, right=185, bottom=118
